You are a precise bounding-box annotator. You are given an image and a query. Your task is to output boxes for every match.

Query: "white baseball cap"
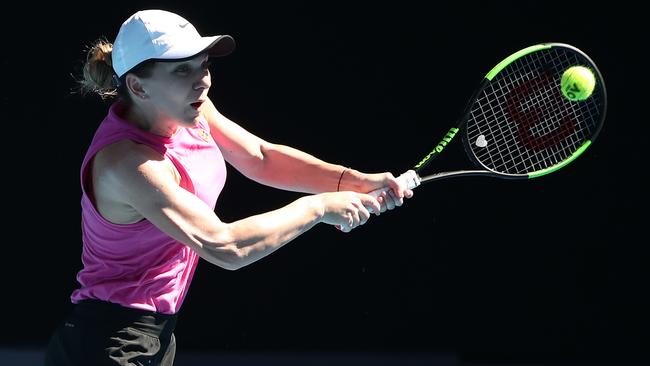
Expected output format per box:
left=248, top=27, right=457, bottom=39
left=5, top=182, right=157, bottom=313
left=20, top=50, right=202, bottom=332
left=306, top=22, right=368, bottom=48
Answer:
left=111, top=9, right=235, bottom=77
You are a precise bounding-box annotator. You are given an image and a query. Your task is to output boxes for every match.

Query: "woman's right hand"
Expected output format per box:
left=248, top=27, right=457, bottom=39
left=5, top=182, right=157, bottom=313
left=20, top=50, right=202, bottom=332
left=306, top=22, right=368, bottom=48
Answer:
left=316, top=191, right=382, bottom=232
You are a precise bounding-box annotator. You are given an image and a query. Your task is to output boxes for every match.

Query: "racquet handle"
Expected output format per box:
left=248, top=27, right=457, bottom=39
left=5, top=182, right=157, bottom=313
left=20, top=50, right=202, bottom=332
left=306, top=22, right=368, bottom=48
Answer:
left=336, top=170, right=420, bottom=231
left=367, top=170, right=421, bottom=198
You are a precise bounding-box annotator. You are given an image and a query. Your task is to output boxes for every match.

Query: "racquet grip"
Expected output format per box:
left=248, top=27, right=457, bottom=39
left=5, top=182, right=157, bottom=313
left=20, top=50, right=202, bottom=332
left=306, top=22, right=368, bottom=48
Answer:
left=335, top=170, right=420, bottom=231
left=368, top=170, right=421, bottom=198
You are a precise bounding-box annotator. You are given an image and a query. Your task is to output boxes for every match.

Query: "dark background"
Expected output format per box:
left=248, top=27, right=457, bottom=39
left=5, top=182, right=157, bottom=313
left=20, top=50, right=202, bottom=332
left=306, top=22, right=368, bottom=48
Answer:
left=2, top=1, right=646, bottom=364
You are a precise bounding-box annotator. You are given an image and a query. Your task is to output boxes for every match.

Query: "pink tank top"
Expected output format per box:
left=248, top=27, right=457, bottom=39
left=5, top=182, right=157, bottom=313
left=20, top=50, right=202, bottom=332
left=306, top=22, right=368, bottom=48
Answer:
left=70, top=103, right=227, bottom=314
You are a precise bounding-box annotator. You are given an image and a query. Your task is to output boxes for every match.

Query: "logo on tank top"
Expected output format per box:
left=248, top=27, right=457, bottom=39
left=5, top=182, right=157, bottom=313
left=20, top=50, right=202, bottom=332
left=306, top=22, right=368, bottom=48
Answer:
left=198, top=128, right=210, bottom=142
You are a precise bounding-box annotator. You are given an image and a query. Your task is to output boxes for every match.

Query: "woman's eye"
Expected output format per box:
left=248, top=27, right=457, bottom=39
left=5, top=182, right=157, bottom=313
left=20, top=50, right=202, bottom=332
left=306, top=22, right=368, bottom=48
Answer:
left=175, top=65, right=190, bottom=73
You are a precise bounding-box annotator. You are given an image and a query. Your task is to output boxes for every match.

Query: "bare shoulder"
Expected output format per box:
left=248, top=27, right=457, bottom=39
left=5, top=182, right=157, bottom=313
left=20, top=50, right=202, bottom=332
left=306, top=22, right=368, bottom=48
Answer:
left=200, top=96, right=232, bottom=131
left=92, top=140, right=179, bottom=223
left=96, top=140, right=163, bottom=167
left=95, top=140, right=177, bottom=180
left=199, top=96, right=219, bottom=120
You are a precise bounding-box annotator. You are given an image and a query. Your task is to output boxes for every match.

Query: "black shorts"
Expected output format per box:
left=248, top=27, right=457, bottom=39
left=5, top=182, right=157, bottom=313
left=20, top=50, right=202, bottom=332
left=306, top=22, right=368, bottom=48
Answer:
left=44, top=300, right=178, bottom=366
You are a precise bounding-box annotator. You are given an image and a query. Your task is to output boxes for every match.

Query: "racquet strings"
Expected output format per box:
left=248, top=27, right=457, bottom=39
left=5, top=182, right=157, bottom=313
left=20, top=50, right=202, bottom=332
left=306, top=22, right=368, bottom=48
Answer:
left=465, top=46, right=604, bottom=176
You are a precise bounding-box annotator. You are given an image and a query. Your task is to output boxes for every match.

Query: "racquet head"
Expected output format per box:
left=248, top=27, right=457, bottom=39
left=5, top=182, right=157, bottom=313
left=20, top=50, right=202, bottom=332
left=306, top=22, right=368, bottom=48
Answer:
left=368, top=43, right=607, bottom=196
left=458, top=43, right=606, bottom=179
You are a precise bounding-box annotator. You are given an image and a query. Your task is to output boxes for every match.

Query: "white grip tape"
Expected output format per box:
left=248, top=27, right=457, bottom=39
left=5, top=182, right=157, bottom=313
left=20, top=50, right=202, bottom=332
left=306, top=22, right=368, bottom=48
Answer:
left=368, top=170, right=421, bottom=198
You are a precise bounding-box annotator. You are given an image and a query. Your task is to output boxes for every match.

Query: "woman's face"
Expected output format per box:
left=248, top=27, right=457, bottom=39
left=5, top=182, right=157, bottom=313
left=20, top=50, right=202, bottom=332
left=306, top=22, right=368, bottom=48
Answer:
left=135, top=53, right=212, bottom=129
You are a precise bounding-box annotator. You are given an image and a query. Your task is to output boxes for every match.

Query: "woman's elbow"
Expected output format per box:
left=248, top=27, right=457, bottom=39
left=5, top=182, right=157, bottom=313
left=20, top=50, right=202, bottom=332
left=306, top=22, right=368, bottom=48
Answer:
left=207, top=244, right=249, bottom=271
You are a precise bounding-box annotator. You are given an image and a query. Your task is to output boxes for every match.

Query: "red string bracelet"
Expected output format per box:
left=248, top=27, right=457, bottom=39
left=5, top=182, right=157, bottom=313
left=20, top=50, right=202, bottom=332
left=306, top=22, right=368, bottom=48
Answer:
left=337, top=168, right=348, bottom=191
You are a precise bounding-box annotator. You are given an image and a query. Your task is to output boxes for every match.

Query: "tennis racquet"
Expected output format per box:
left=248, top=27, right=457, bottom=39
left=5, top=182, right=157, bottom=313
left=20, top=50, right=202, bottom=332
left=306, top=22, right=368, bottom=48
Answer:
left=370, top=42, right=607, bottom=196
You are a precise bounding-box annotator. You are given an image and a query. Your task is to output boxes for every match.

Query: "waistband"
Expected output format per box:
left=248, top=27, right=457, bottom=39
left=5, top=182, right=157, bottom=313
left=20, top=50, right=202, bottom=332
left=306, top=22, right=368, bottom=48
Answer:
left=72, top=299, right=178, bottom=338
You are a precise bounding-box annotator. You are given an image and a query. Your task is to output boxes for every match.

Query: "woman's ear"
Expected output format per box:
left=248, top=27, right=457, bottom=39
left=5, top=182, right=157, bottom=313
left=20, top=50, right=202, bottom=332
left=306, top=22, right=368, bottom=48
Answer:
left=125, top=74, right=148, bottom=100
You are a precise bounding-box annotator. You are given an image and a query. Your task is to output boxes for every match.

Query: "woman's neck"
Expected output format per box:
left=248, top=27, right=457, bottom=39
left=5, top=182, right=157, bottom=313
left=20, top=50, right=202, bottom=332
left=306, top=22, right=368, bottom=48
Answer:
left=120, top=102, right=180, bottom=138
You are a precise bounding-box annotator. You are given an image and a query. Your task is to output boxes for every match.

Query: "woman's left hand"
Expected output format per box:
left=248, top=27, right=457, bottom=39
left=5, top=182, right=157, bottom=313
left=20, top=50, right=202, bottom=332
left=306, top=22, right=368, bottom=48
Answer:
left=341, top=170, right=414, bottom=213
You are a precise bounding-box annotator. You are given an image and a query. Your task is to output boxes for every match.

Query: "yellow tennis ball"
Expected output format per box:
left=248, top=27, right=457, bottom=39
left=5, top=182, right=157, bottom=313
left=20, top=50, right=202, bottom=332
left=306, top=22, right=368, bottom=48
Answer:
left=561, top=66, right=596, bottom=101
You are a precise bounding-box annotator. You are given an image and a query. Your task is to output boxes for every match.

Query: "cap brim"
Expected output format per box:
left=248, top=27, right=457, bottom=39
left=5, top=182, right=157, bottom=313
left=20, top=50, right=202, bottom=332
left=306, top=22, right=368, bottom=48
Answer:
left=154, top=35, right=235, bottom=62
left=207, top=35, right=236, bottom=57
